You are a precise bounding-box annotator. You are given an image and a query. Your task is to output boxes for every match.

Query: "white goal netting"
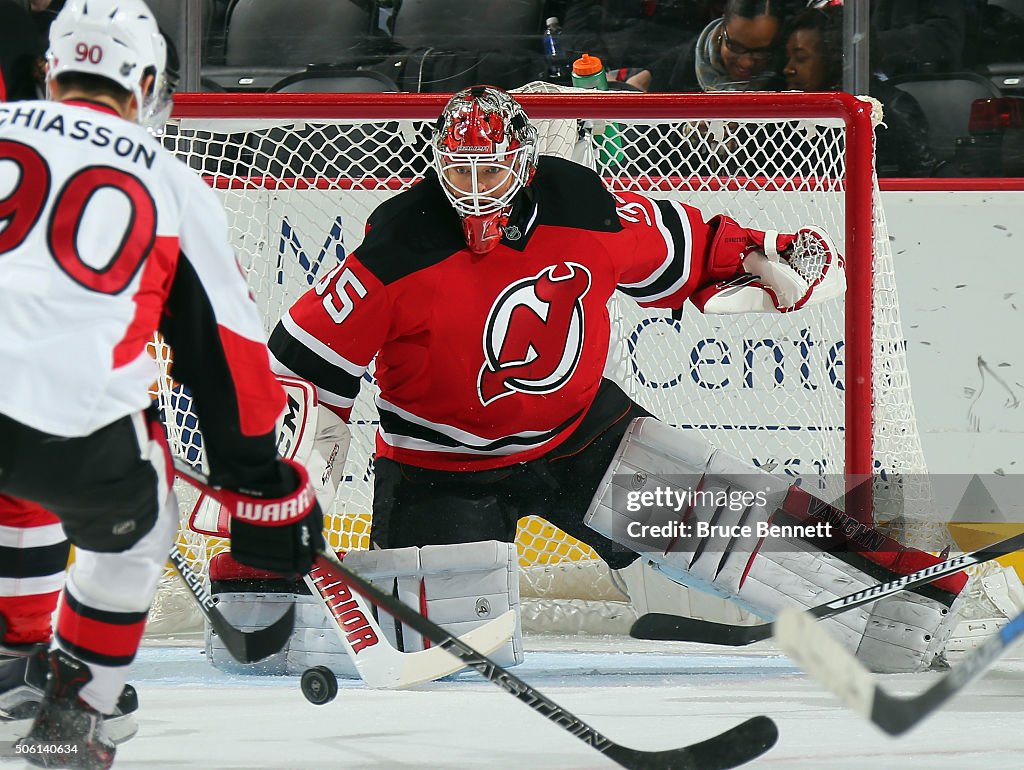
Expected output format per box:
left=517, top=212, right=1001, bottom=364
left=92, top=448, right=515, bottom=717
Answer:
left=146, top=87, right=947, bottom=636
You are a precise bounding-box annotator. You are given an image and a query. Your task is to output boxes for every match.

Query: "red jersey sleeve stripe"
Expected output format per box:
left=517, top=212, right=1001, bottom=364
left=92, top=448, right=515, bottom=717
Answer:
left=112, top=235, right=179, bottom=369
left=218, top=325, right=286, bottom=437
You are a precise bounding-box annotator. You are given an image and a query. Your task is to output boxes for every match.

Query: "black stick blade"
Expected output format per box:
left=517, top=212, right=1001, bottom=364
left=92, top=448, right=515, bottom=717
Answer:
left=630, top=614, right=770, bottom=646
left=604, top=715, right=779, bottom=770
left=213, top=601, right=296, bottom=664
left=168, top=546, right=296, bottom=663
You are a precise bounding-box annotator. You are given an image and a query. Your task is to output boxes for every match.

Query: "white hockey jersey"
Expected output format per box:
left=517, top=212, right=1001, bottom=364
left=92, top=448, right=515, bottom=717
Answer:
left=0, top=100, right=284, bottom=458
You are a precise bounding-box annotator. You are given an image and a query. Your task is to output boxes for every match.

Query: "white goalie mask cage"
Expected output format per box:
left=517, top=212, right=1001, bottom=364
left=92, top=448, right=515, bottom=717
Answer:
left=431, top=86, right=540, bottom=218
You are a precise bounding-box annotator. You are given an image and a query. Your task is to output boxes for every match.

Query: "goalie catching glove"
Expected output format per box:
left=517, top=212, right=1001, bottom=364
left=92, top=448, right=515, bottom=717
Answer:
left=224, top=458, right=325, bottom=575
left=694, top=218, right=845, bottom=314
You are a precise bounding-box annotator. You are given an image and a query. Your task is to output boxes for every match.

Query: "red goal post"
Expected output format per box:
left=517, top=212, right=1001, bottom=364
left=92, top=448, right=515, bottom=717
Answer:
left=148, top=89, right=941, bottom=634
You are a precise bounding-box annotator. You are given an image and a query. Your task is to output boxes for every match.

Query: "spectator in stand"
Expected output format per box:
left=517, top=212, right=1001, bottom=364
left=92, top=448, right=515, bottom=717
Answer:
left=0, top=0, right=45, bottom=100
left=782, top=4, right=942, bottom=177
left=626, top=0, right=789, bottom=92
left=871, top=0, right=966, bottom=78
left=560, top=0, right=718, bottom=79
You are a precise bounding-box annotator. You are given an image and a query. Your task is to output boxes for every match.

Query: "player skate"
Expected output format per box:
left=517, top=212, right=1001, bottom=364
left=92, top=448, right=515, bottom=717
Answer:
left=0, top=645, right=138, bottom=744
left=16, top=650, right=117, bottom=769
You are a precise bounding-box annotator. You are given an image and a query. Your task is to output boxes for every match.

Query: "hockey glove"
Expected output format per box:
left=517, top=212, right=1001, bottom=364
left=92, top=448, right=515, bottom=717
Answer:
left=740, top=226, right=842, bottom=311
left=226, top=458, right=325, bottom=575
left=693, top=218, right=845, bottom=314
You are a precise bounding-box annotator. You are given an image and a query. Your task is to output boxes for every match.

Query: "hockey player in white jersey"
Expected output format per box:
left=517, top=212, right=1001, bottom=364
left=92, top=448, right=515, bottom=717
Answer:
left=0, top=2, right=324, bottom=767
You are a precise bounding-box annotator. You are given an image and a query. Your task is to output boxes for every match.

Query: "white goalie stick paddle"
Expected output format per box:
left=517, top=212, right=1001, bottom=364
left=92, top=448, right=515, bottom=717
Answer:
left=172, top=457, right=515, bottom=688
left=775, top=606, right=1024, bottom=736
left=630, top=529, right=1024, bottom=645
left=303, top=561, right=515, bottom=689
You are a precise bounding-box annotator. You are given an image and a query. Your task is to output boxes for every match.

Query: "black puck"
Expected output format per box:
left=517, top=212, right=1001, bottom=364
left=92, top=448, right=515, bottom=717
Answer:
left=300, top=665, right=338, bottom=705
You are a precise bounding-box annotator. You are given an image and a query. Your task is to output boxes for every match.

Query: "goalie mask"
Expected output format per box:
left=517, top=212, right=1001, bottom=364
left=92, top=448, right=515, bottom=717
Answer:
left=46, top=0, right=177, bottom=134
left=432, top=86, right=539, bottom=254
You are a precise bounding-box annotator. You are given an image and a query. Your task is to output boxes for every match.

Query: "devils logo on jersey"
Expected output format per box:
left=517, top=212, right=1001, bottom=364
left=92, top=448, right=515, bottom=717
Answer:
left=477, top=262, right=592, bottom=406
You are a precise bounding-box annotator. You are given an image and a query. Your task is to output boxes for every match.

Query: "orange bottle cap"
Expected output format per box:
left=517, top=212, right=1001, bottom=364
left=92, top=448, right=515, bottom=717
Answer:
left=572, top=53, right=604, bottom=76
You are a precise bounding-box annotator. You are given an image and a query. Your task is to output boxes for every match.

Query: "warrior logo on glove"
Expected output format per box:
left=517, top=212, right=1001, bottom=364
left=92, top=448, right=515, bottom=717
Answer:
left=233, top=482, right=317, bottom=525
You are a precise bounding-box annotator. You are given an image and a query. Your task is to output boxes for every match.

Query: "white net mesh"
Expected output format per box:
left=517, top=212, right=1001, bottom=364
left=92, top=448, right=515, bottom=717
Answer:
left=150, top=89, right=942, bottom=634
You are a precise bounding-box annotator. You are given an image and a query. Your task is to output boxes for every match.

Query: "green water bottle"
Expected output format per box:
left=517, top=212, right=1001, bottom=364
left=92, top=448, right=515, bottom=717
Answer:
left=571, top=54, right=623, bottom=166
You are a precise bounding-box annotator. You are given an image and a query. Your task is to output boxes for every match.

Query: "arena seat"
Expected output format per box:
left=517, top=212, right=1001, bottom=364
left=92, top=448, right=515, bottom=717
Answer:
left=224, top=0, right=371, bottom=67
left=890, top=72, right=1004, bottom=162
left=390, top=0, right=543, bottom=52
left=147, top=0, right=213, bottom=58
left=270, top=69, right=399, bottom=93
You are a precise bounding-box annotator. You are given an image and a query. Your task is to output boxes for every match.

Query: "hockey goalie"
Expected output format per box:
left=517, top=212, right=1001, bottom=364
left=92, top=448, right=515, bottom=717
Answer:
left=207, top=84, right=967, bottom=680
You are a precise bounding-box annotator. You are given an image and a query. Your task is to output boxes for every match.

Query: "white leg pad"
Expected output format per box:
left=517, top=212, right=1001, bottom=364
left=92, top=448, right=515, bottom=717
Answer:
left=206, top=591, right=358, bottom=678
left=344, top=541, right=524, bottom=667
left=945, top=566, right=1024, bottom=659
left=205, top=541, right=524, bottom=677
left=586, top=417, right=966, bottom=672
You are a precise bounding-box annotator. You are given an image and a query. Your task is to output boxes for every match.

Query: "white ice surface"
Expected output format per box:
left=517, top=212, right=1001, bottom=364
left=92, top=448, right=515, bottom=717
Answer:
left=39, top=634, right=1024, bottom=770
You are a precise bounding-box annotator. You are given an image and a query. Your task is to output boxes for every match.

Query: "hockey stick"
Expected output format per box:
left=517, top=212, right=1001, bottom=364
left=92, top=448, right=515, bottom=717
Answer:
left=630, top=530, right=1024, bottom=646
left=174, top=459, right=777, bottom=766
left=303, top=564, right=516, bottom=689
left=314, top=549, right=778, bottom=770
left=174, top=460, right=774, bottom=765
left=775, top=606, right=1024, bottom=735
left=167, top=544, right=295, bottom=664
left=172, top=458, right=516, bottom=689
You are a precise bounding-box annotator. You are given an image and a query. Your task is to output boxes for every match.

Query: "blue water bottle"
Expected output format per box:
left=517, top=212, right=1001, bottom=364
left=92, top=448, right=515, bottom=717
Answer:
left=543, top=17, right=568, bottom=83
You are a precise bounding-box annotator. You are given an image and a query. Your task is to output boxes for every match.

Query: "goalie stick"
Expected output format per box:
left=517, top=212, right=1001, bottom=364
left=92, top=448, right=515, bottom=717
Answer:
left=172, top=458, right=515, bottom=689
left=314, top=548, right=778, bottom=770
left=173, top=457, right=777, bottom=768
left=303, top=564, right=516, bottom=689
left=630, top=530, right=1024, bottom=646
left=775, top=606, right=1024, bottom=735
left=168, top=544, right=294, bottom=664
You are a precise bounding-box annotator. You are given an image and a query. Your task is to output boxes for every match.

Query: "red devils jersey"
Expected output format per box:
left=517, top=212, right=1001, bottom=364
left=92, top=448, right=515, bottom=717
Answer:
left=270, top=156, right=739, bottom=471
left=0, top=100, right=284, bottom=484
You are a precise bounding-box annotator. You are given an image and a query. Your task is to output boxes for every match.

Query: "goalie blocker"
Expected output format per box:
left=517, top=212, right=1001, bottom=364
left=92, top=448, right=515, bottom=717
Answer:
left=585, top=418, right=969, bottom=673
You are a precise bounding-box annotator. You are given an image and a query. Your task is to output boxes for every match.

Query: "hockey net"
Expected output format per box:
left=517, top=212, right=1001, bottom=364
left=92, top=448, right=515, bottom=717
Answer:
left=147, top=86, right=944, bottom=636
